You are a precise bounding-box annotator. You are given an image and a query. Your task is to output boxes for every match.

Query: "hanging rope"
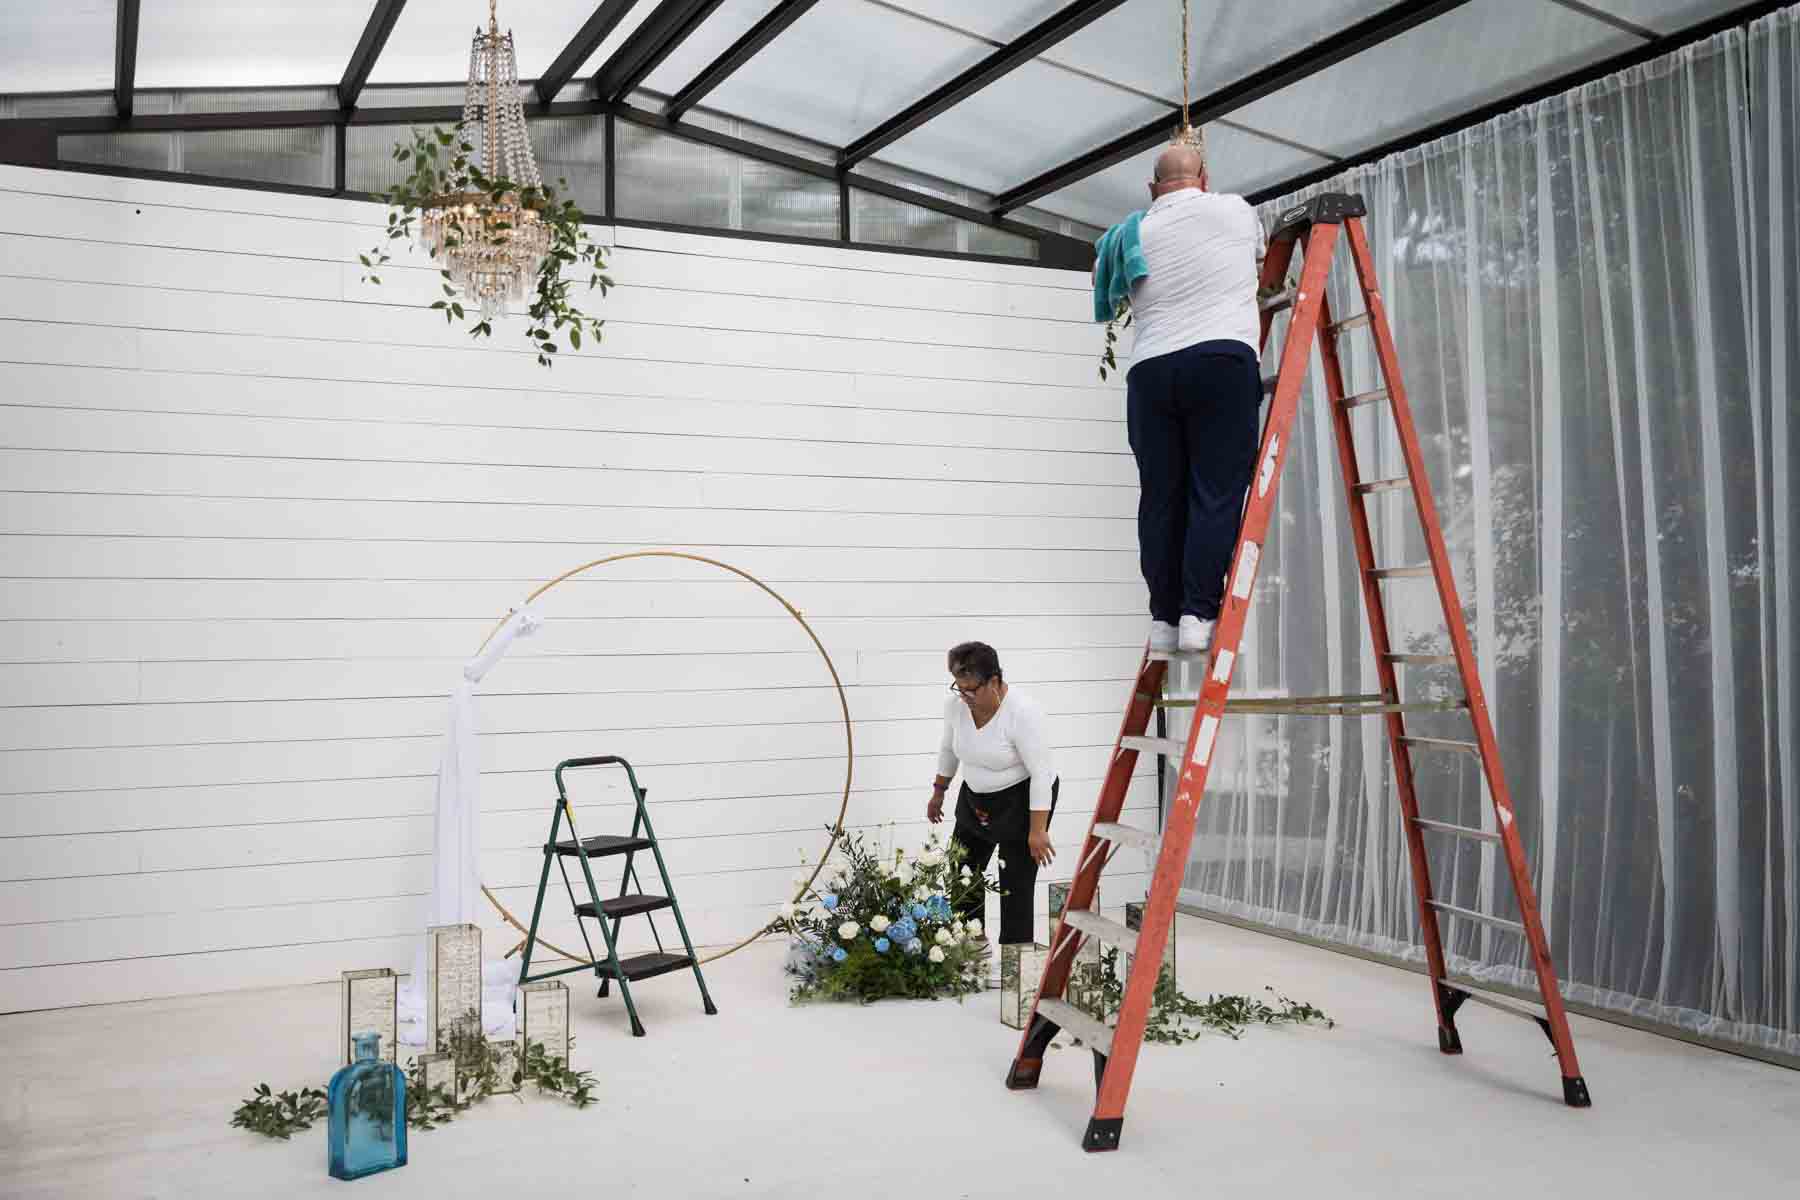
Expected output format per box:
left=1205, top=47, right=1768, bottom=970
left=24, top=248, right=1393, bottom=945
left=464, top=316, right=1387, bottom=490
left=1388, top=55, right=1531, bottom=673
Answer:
left=1173, top=0, right=1203, bottom=154
left=467, top=551, right=856, bottom=967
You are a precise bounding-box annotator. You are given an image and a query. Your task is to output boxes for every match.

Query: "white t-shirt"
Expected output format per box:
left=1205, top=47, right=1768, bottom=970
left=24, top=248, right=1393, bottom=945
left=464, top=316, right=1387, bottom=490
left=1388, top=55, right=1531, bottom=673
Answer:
left=936, top=690, right=1055, bottom=811
left=1129, top=188, right=1265, bottom=366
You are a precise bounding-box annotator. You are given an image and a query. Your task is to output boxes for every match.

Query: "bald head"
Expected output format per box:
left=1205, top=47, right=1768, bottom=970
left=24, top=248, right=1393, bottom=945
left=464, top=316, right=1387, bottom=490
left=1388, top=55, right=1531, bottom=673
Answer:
left=1153, top=144, right=1205, bottom=184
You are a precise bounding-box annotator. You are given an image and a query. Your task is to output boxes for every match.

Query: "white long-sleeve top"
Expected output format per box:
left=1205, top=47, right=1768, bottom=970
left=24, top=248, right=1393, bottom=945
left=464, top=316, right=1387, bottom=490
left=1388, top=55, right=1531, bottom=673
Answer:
left=936, top=690, right=1055, bottom=811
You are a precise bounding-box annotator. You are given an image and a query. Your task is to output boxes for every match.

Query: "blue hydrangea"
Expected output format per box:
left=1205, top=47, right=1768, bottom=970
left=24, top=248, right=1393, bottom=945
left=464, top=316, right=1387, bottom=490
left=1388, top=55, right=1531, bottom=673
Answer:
left=928, top=895, right=952, bottom=920
left=821, top=893, right=838, bottom=911
left=874, top=937, right=891, bottom=954
left=910, top=903, right=928, bottom=921
left=904, top=938, right=924, bottom=956
left=889, top=917, right=917, bottom=944
left=831, top=946, right=848, bottom=963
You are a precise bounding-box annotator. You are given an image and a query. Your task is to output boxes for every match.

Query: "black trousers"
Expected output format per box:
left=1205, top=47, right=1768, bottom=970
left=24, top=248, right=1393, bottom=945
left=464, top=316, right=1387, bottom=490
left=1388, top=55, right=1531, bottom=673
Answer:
left=1126, top=338, right=1263, bottom=623
left=951, top=776, right=1057, bottom=946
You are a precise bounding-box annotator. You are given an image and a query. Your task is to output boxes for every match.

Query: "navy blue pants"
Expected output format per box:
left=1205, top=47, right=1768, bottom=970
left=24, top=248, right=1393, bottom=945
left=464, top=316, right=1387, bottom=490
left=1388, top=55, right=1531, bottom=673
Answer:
left=1126, top=339, right=1263, bottom=623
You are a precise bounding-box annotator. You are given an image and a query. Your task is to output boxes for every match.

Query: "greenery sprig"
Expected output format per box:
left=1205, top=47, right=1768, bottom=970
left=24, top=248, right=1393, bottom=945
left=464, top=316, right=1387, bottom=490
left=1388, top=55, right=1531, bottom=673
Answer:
left=230, top=1083, right=328, bottom=1140
left=359, top=124, right=612, bottom=368
left=1080, top=947, right=1333, bottom=1045
left=522, top=1038, right=598, bottom=1109
left=1099, top=298, right=1133, bottom=381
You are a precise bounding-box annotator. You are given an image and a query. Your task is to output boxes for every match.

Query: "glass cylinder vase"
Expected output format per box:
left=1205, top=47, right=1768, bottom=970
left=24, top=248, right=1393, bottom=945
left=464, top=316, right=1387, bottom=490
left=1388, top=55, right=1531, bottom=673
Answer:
left=328, top=1032, right=407, bottom=1181
left=999, top=941, right=1049, bottom=1029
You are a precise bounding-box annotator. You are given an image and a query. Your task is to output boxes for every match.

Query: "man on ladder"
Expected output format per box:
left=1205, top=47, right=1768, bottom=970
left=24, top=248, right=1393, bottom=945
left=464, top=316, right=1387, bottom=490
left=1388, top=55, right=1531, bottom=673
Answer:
left=1093, top=130, right=1267, bottom=656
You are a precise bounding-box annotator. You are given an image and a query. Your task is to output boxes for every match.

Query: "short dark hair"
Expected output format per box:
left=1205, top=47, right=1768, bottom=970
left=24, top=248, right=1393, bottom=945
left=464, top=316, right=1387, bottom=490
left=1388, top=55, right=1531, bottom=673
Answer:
left=947, top=641, right=1002, bottom=684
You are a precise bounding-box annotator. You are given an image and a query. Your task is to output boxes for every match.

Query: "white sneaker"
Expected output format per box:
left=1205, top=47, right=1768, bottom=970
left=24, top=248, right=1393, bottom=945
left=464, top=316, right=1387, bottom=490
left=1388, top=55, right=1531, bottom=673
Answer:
left=1148, top=620, right=1178, bottom=652
left=1178, top=615, right=1214, bottom=654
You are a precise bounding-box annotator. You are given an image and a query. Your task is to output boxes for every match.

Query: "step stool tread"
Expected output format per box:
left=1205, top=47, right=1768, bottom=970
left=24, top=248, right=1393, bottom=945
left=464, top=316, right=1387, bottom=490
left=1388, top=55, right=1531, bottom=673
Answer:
left=553, top=834, right=654, bottom=857
left=574, top=893, right=673, bottom=919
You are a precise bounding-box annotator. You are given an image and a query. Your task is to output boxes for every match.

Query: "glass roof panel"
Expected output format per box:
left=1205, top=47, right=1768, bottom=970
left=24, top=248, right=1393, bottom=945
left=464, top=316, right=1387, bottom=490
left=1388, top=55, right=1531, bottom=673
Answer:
left=875, top=0, right=1073, bottom=44
left=135, top=1, right=371, bottom=89
left=370, top=0, right=606, bottom=85
left=0, top=1, right=114, bottom=93
left=1028, top=121, right=1336, bottom=230
left=1593, top=0, right=1746, bottom=36
left=636, top=0, right=788, bottom=97
left=1228, top=0, right=1641, bottom=163
left=1042, top=0, right=1400, bottom=105
left=700, top=0, right=997, bottom=148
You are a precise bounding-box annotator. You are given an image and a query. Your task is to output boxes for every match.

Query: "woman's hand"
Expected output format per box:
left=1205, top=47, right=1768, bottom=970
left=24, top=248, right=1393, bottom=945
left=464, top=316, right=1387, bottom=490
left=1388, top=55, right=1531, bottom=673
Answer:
left=927, top=791, right=945, bottom=823
left=1028, top=829, right=1055, bottom=866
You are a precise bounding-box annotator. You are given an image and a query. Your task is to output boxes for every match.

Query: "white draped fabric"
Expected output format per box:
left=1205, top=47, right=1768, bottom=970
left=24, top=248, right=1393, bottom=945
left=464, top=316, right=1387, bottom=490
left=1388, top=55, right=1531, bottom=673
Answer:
left=1174, top=17, right=1798, bottom=1060
left=398, top=605, right=544, bottom=1046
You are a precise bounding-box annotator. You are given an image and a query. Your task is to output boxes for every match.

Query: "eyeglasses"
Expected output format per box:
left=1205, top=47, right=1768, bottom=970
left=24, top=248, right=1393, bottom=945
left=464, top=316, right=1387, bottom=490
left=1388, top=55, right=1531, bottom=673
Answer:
left=949, top=678, right=988, bottom=698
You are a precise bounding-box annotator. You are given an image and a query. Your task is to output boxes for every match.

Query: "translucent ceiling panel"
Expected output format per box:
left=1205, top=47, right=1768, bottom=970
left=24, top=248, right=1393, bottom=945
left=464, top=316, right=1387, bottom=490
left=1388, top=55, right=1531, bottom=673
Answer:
left=135, top=1, right=370, bottom=89
left=1042, top=0, right=1399, bottom=105
left=1229, top=0, right=1640, bottom=162
left=370, top=0, right=604, bottom=84
left=1592, top=0, right=1748, bottom=36
left=877, top=63, right=1168, bottom=196
left=637, top=0, right=788, bottom=98
left=702, top=0, right=996, bottom=147
left=1028, top=122, right=1336, bottom=230
left=0, top=1, right=115, bottom=93
left=877, top=0, right=1075, bottom=44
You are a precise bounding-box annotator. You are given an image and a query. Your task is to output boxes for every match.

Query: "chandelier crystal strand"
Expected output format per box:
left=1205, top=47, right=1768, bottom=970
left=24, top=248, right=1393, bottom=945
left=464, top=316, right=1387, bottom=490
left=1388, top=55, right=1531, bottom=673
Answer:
left=420, top=0, right=552, bottom=322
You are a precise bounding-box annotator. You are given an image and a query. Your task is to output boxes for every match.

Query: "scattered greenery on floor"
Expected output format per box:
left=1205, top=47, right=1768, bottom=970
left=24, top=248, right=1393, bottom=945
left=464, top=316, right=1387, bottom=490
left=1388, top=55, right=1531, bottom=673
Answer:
left=230, top=1010, right=597, bottom=1142
left=1079, top=947, right=1334, bottom=1045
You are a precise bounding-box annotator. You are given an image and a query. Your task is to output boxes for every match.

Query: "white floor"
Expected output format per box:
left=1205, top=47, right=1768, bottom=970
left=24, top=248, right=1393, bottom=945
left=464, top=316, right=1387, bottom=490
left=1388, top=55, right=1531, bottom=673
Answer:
left=1, top=920, right=1793, bottom=1199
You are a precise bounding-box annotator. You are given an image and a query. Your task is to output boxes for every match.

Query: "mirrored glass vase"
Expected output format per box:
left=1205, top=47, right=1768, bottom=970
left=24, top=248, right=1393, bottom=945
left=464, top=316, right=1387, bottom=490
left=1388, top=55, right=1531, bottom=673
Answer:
left=1048, top=884, right=1108, bottom=1021
left=999, top=941, right=1049, bottom=1030
left=338, top=968, right=397, bottom=1066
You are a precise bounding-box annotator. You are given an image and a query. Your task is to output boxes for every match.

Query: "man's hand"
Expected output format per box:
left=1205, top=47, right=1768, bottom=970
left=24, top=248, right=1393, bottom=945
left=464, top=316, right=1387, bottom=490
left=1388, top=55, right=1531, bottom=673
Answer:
left=1028, top=830, right=1055, bottom=867
left=927, top=791, right=945, bottom=824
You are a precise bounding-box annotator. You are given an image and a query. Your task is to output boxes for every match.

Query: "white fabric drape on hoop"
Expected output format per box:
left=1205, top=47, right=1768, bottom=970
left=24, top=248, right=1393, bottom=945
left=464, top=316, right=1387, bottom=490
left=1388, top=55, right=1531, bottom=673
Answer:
left=398, top=605, right=543, bottom=1046
left=1168, top=18, right=1797, bottom=1061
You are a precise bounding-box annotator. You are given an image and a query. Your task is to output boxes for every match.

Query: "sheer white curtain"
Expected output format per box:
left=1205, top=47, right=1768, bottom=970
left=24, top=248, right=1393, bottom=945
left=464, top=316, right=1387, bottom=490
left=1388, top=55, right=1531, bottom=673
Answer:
left=1174, top=20, right=1798, bottom=1059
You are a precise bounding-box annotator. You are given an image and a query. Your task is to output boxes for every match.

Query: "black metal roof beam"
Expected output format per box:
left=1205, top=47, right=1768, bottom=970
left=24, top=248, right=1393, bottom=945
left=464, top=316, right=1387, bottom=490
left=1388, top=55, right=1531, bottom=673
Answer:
left=1245, top=0, right=1792, bottom=204
left=838, top=0, right=1128, bottom=169
left=113, top=0, right=141, bottom=118
left=338, top=0, right=409, bottom=111
left=536, top=0, right=642, bottom=106
left=988, top=0, right=1472, bottom=215
left=592, top=0, right=726, bottom=105
left=664, top=0, right=818, bottom=122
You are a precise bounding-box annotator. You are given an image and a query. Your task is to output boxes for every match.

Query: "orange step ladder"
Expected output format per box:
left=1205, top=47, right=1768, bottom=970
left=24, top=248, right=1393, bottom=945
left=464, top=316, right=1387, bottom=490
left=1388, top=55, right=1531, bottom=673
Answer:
left=1005, top=192, right=1591, bottom=1152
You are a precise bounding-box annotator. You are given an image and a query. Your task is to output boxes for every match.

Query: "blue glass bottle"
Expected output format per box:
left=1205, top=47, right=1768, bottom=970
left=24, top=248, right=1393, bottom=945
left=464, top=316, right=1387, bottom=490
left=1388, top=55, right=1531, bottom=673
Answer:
left=328, top=1031, right=408, bottom=1181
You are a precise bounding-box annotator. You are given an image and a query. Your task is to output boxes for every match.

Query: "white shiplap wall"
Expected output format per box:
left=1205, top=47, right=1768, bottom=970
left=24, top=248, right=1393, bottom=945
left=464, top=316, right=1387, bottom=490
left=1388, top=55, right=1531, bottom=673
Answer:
left=0, top=163, right=1156, bottom=1012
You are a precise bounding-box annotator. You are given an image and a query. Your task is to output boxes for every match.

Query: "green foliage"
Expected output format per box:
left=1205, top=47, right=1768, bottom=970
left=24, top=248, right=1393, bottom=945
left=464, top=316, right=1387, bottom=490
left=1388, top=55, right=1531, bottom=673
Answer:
left=1099, top=298, right=1133, bottom=381
left=229, top=1083, right=328, bottom=1140
left=522, top=1038, right=598, bottom=1109
left=1082, top=947, right=1333, bottom=1045
left=359, top=124, right=612, bottom=368
left=780, top=827, right=993, bottom=1005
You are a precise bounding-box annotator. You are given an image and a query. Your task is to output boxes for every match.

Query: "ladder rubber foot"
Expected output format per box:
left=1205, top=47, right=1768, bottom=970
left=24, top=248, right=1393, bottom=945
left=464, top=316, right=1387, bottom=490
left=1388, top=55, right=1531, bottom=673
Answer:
left=703, top=997, right=718, bottom=1016
left=1563, top=1076, right=1592, bottom=1108
left=1082, top=1117, right=1123, bottom=1153
left=1005, top=1057, right=1042, bottom=1091
left=597, top=980, right=611, bottom=998
left=1438, top=1025, right=1463, bottom=1055
left=630, top=1018, right=646, bottom=1037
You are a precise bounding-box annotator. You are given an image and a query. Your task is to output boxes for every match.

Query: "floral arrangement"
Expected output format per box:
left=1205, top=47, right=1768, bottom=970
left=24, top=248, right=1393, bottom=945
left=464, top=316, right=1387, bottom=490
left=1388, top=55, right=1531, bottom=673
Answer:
left=778, top=829, right=993, bottom=1004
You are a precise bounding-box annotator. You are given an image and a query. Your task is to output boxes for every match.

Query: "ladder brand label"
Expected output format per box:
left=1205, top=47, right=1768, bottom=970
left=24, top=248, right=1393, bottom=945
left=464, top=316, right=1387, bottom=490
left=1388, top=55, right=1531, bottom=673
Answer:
left=1231, top=542, right=1259, bottom=600
left=1258, top=435, right=1280, bottom=498
left=1192, top=715, right=1221, bottom=766
left=1211, top=649, right=1234, bottom=683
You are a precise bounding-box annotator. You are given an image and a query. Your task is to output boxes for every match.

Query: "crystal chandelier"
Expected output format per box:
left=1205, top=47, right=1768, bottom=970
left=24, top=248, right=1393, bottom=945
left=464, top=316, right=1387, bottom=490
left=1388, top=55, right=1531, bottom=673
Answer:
left=419, top=0, right=553, bottom=321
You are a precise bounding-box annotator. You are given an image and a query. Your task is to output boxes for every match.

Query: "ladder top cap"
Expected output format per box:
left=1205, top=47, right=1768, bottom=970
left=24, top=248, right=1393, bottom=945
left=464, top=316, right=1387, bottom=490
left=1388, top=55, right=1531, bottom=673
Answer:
left=1269, top=192, right=1368, bottom=243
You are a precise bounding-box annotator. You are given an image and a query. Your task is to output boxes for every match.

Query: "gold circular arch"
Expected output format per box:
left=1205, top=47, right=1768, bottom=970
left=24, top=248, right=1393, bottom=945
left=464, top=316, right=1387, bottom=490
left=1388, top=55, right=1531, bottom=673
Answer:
left=475, top=550, right=852, bottom=966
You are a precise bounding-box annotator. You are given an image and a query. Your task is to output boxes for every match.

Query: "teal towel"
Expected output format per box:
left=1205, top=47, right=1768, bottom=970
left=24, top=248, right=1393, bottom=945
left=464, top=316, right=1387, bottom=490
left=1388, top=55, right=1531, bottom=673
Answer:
left=1092, top=210, right=1147, bottom=322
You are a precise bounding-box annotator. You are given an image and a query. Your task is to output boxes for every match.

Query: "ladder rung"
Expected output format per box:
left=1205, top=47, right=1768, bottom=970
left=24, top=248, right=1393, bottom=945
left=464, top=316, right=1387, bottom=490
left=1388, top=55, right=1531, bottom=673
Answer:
left=1061, top=908, right=1140, bottom=958
left=1330, top=311, right=1371, bottom=335
left=1228, top=698, right=1467, bottom=716
left=1368, top=564, right=1433, bottom=579
left=1441, top=980, right=1547, bottom=1026
left=1092, top=821, right=1160, bottom=854
left=1352, top=477, right=1412, bottom=495
left=1260, top=287, right=1297, bottom=313
left=1429, top=900, right=1523, bottom=935
left=1386, top=653, right=1457, bottom=666
left=1413, top=818, right=1500, bottom=843
left=1341, top=386, right=1389, bottom=408
left=1145, top=648, right=1209, bottom=662
left=1036, top=997, right=1115, bottom=1056
left=1400, top=735, right=1480, bottom=755
left=1140, top=688, right=1292, bottom=709
left=1120, top=735, right=1184, bottom=758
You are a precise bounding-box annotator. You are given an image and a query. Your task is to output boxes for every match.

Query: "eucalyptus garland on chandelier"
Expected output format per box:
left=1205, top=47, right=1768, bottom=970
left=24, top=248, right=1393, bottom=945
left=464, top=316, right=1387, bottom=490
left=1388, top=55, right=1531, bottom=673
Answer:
left=358, top=0, right=611, bottom=367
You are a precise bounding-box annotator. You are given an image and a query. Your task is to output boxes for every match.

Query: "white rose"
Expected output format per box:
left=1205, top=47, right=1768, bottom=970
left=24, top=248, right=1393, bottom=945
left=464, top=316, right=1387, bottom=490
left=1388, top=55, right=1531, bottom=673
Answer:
left=966, top=919, right=983, bottom=937
left=837, top=921, right=860, bottom=940
left=960, top=865, right=972, bottom=879
left=952, top=920, right=965, bottom=934
left=927, top=946, right=946, bottom=964
left=913, top=886, right=929, bottom=901
left=934, top=928, right=953, bottom=946
left=896, top=864, right=916, bottom=885
left=870, top=915, right=891, bottom=934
